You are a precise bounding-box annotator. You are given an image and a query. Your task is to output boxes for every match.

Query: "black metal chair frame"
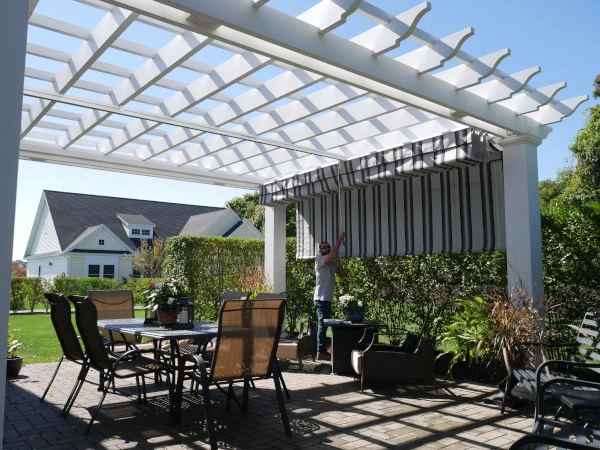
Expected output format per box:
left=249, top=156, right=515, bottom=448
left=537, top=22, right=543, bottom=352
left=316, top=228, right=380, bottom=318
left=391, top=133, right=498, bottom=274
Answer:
left=68, top=295, right=169, bottom=434
left=175, top=299, right=291, bottom=450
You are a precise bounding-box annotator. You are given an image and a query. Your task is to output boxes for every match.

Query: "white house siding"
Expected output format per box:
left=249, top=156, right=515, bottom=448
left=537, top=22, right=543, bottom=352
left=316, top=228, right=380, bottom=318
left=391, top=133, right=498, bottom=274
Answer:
left=231, top=224, right=263, bottom=239
left=118, top=257, right=131, bottom=280
left=29, top=203, right=60, bottom=255
left=26, top=255, right=69, bottom=278
left=77, top=229, right=128, bottom=252
left=69, top=255, right=85, bottom=277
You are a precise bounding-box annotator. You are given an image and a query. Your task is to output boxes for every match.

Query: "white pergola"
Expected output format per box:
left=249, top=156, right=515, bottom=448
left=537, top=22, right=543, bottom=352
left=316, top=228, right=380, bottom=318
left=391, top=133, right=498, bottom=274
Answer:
left=0, top=0, right=587, bottom=442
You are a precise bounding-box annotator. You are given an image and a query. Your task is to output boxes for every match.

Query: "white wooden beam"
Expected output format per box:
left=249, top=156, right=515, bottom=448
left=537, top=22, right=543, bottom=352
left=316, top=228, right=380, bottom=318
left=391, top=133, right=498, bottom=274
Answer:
left=297, top=0, right=363, bottom=35
left=525, top=95, right=589, bottom=125
left=19, top=140, right=264, bottom=189
left=264, top=205, right=286, bottom=293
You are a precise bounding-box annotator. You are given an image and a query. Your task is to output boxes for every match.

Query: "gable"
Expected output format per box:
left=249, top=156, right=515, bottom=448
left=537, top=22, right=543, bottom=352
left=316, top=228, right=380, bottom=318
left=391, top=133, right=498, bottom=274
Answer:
left=72, top=227, right=131, bottom=252
left=26, top=197, right=61, bottom=257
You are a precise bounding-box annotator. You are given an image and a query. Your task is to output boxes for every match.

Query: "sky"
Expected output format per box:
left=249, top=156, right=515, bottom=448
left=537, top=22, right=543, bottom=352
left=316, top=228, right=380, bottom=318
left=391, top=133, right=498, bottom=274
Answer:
left=13, top=0, right=600, bottom=260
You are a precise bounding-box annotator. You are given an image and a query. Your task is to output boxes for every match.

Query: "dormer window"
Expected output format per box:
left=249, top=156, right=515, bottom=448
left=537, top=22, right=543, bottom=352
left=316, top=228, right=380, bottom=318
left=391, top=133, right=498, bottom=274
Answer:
left=142, top=229, right=150, bottom=236
left=132, top=229, right=141, bottom=235
left=117, top=214, right=155, bottom=239
left=98, top=239, right=105, bottom=246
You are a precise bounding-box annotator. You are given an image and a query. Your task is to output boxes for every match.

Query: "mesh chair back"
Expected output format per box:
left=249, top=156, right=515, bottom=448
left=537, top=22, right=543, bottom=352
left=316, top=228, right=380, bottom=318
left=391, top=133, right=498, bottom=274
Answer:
left=221, top=291, right=252, bottom=301
left=88, top=290, right=135, bottom=341
left=69, top=295, right=112, bottom=371
left=44, top=293, right=85, bottom=362
left=211, top=299, right=285, bottom=382
left=254, top=293, right=290, bottom=338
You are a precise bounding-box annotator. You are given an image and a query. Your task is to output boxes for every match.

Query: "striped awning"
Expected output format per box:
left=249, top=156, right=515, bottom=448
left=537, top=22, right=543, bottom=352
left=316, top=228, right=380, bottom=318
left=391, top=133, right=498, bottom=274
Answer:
left=260, top=128, right=506, bottom=259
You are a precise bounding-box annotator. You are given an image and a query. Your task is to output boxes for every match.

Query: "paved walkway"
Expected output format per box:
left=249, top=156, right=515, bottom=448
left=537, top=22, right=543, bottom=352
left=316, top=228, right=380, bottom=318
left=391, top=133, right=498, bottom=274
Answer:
left=4, top=360, right=535, bottom=449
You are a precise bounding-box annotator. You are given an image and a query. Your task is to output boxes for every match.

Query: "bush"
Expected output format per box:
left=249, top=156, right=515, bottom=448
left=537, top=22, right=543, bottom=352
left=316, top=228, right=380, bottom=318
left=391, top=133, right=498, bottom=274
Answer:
left=10, top=278, right=30, bottom=312
left=50, top=273, right=121, bottom=296
left=121, top=277, right=165, bottom=306
left=23, top=277, right=51, bottom=312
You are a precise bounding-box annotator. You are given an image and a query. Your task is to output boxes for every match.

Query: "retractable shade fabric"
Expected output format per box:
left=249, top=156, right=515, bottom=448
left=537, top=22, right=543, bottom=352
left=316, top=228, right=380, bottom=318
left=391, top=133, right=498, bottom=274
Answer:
left=260, top=128, right=505, bottom=259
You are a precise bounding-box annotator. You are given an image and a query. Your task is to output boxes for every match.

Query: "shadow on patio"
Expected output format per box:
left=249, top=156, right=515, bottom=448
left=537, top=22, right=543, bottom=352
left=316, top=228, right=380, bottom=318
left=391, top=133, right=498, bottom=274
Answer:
left=4, top=360, right=535, bottom=449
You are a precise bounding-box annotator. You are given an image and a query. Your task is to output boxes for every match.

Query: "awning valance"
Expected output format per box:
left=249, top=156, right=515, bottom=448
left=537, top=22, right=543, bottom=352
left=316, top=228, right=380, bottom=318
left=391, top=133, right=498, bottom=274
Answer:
left=259, top=129, right=500, bottom=206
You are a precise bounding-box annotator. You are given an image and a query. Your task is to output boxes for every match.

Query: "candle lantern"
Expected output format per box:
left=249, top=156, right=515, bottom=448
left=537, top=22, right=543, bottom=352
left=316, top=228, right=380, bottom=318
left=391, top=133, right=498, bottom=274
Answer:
left=144, top=301, right=157, bottom=325
left=174, top=297, right=194, bottom=329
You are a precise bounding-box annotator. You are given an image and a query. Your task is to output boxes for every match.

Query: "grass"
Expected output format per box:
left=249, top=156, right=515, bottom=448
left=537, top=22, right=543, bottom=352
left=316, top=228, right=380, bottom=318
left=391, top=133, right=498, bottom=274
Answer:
left=9, top=310, right=146, bottom=365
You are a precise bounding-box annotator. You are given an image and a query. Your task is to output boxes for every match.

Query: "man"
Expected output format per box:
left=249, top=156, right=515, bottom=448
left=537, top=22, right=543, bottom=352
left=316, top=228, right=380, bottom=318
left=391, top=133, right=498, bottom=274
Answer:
left=314, top=231, right=346, bottom=361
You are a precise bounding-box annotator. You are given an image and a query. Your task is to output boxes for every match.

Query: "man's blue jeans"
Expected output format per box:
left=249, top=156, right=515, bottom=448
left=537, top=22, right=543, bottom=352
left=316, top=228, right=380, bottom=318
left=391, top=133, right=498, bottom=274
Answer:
left=314, top=300, right=331, bottom=354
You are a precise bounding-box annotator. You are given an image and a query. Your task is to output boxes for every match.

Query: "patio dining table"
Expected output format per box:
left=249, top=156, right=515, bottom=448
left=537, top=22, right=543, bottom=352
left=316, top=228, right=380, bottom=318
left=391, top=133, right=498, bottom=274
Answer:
left=97, top=318, right=218, bottom=425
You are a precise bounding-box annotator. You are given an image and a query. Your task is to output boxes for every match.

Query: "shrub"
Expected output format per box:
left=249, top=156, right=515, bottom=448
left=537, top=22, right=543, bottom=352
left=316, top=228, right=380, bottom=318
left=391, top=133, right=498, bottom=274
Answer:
left=10, top=278, right=30, bottom=312
left=164, top=236, right=265, bottom=322
left=24, top=277, right=51, bottom=312
left=121, top=277, right=165, bottom=305
left=50, top=273, right=121, bottom=296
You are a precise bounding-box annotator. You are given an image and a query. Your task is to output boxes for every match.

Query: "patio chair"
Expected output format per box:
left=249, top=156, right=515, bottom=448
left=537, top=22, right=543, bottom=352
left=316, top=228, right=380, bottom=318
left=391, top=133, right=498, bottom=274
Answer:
left=175, top=298, right=290, bottom=450
left=351, top=329, right=436, bottom=392
left=87, top=290, right=154, bottom=352
left=501, top=311, right=600, bottom=416
left=40, top=293, right=88, bottom=415
left=69, top=295, right=168, bottom=434
left=509, top=377, right=600, bottom=449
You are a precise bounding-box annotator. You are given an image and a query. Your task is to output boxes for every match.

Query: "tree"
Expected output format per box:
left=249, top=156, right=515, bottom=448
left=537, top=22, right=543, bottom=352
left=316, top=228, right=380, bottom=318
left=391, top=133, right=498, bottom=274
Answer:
left=594, top=74, right=600, bottom=100
left=11, top=266, right=26, bottom=277
left=225, top=192, right=296, bottom=237
left=127, top=237, right=166, bottom=278
left=539, top=166, right=574, bottom=207
left=557, top=105, right=600, bottom=205
left=12, top=260, right=26, bottom=268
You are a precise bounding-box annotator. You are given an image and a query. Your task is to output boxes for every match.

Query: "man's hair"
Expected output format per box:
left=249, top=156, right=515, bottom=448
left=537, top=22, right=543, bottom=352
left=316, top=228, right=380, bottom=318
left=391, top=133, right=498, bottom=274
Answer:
left=319, top=242, right=329, bottom=249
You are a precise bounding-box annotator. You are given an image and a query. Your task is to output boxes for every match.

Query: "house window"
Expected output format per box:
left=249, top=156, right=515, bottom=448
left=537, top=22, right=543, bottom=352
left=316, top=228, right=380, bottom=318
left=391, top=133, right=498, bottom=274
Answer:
left=48, top=261, right=53, bottom=267
left=98, top=239, right=105, bottom=246
left=132, top=228, right=140, bottom=235
left=142, top=229, right=150, bottom=236
left=88, top=265, right=100, bottom=278
left=103, top=265, right=115, bottom=279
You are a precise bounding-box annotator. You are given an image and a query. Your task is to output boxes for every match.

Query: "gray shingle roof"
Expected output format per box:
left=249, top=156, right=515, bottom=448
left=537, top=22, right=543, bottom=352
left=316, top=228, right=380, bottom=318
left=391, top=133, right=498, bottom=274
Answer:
left=116, top=214, right=156, bottom=226
left=44, top=191, right=225, bottom=252
left=179, top=210, right=228, bottom=236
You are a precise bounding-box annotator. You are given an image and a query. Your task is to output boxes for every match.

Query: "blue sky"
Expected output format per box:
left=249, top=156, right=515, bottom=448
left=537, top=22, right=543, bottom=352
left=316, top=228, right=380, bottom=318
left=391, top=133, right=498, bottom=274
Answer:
left=14, top=0, right=600, bottom=260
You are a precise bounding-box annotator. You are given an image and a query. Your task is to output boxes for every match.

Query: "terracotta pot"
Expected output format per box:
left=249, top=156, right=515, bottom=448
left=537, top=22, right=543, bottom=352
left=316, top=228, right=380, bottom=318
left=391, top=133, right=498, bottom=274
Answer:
left=157, top=309, right=177, bottom=327
left=6, top=357, right=23, bottom=377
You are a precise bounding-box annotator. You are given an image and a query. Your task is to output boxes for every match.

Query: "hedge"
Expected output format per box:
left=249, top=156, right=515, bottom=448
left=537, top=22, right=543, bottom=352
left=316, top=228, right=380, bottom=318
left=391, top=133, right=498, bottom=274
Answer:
left=164, top=236, right=266, bottom=322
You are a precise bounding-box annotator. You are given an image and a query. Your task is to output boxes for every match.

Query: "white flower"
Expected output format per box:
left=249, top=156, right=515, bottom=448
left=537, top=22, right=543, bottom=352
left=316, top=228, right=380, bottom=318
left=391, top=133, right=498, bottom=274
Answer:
left=167, top=297, right=175, bottom=305
left=157, top=282, right=164, bottom=289
left=358, top=301, right=363, bottom=307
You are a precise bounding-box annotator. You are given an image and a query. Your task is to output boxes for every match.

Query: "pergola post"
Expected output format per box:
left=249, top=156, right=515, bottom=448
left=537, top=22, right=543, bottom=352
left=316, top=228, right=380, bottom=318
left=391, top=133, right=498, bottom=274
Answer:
left=0, top=0, right=29, bottom=446
left=500, top=134, right=544, bottom=301
left=264, top=205, right=286, bottom=293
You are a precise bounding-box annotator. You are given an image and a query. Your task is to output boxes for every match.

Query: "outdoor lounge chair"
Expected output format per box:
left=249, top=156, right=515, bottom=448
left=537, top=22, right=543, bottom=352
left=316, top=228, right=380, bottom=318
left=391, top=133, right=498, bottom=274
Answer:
left=351, top=329, right=436, bottom=392
left=501, top=311, right=600, bottom=416
left=69, top=295, right=168, bottom=434
left=40, top=293, right=87, bottom=414
left=175, top=298, right=290, bottom=450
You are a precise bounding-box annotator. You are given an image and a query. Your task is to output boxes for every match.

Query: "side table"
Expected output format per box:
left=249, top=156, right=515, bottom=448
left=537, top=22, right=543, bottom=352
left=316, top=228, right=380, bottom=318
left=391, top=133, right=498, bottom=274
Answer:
left=328, top=321, right=387, bottom=374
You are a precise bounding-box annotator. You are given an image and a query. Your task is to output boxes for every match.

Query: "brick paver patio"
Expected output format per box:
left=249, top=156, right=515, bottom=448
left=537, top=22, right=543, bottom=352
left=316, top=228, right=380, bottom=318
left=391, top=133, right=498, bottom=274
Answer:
left=4, top=361, right=535, bottom=449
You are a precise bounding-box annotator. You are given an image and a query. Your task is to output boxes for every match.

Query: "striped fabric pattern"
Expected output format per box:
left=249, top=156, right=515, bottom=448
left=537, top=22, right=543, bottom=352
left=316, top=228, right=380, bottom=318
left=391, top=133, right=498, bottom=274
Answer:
left=296, top=157, right=505, bottom=259
left=259, top=128, right=500, bottom=206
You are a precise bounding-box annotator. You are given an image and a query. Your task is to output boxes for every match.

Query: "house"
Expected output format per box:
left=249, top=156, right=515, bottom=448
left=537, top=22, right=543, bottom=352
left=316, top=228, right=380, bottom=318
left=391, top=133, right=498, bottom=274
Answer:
left=24, top=191, right=263, bottom=279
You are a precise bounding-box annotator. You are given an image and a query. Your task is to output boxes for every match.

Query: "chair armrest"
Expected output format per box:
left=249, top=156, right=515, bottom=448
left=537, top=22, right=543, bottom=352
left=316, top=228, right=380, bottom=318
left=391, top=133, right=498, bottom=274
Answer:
left=509, top=433, right=591, bottom=450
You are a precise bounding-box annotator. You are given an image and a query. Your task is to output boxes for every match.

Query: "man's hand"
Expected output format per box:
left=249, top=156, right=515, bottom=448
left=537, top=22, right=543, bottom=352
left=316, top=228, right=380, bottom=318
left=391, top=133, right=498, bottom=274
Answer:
left=324, top=230, right=346, bottom=264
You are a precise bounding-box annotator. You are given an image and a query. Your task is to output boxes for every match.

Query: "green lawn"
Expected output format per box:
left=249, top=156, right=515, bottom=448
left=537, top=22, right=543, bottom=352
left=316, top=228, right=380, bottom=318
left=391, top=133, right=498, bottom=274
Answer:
left=9, top=310, right=146, bottom=365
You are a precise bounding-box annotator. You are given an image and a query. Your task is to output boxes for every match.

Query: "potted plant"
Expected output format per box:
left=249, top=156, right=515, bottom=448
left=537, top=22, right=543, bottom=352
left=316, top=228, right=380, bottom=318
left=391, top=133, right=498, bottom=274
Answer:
left=145, top=278, right=186, bottom=326
left=7, top=323, right=23, bottom=377
left=337, top=294, right=364, bottom=323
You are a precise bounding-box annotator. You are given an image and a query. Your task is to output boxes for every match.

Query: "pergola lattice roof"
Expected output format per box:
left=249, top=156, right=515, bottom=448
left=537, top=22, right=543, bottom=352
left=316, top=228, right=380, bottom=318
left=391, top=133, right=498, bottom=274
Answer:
left=21, top=0, right=588, bottom=191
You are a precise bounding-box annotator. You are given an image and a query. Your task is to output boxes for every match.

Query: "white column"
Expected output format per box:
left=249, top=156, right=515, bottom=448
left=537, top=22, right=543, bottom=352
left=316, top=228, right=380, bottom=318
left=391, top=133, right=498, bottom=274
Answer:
left=500, top=134, right=544, bottom=301
left=0, top=0, right=29, bottom=446
left=264, top=205, right=286, bottom=293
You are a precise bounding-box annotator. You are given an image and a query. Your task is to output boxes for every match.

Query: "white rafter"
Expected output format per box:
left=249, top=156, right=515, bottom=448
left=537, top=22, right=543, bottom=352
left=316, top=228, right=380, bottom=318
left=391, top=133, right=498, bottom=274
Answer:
left=21, top=7, right=137, bottom=138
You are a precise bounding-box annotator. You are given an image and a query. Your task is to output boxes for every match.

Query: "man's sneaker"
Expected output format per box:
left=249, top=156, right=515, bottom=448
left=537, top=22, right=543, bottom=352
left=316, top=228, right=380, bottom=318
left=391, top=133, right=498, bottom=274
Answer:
left=316, top=353, right=331, bottom=361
